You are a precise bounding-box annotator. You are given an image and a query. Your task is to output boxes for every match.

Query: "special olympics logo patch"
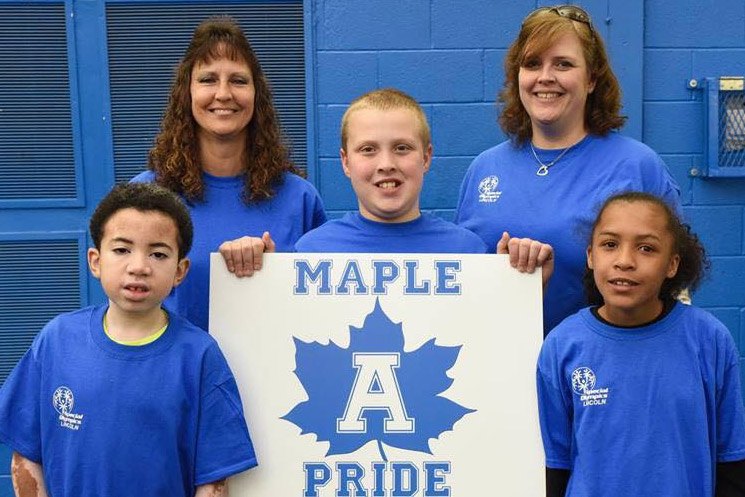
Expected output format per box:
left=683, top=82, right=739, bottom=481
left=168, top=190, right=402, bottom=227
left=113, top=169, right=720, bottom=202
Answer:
left=53, top=386, right=74, bottom=415
left=571, top=367, right=596, bottom=395
left=53, top=385, right=84, bottom=430
left=477, top=175, right=501, bottom=203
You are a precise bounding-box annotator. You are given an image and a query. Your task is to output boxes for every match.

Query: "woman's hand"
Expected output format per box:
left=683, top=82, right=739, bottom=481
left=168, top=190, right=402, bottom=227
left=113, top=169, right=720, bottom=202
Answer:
left=496, top=231, right=554, bottom=289
left=218, top=231, right=275, bottom=277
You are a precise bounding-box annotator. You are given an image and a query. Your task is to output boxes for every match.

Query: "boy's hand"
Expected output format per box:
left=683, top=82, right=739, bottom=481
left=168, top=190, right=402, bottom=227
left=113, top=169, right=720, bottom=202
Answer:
left=195, top=479, right=228, bottom=496
left=219, top=231, right=275, bottom=277
left=496, top=231, right=554, bottom=289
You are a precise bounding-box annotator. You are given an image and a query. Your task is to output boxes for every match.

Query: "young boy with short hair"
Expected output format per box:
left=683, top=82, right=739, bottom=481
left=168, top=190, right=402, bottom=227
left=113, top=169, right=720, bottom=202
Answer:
left=295, top=88, right=553, bottom=281
left=0, top=183, right=256, bottom=497
left=295, top=88, right=489, bottom=253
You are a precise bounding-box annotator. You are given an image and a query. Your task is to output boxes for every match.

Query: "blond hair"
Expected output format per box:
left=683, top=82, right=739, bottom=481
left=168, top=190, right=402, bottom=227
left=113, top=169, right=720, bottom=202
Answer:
left=340, top=88, right=431, bottom=150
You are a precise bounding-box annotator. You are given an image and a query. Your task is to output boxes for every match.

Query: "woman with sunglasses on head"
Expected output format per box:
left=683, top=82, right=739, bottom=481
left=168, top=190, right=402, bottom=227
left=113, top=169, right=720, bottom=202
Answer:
left=455, top=5, right=681, bottom=336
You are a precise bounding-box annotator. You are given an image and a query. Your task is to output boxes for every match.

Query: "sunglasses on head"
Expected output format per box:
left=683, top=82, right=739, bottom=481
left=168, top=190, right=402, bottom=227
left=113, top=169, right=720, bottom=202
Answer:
left=526, top=4, right=595, bottom=34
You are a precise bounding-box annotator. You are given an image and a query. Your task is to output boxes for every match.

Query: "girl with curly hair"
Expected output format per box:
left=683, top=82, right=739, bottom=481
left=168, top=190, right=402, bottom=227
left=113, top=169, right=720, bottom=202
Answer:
left=538, top=191, right=745, bottom=497
left=133, top=16, right=326, bottom=331
left=454, top=5, right=680, bottom=335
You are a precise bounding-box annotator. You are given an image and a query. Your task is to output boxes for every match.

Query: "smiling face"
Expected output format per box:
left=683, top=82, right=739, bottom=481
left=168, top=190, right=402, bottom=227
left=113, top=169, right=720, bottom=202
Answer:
left=88, top=208, right=189, bottom=324
left=190, top=55, right=255, bottom=141
left=587, top=201, right=680, bottom=327
left=518, top=32, right=595, bottom=144
left=341, top=107, right=432, bottom=223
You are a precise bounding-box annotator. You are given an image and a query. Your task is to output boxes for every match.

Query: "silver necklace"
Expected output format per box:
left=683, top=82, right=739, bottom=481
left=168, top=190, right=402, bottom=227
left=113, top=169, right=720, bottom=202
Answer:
left=530, top=142, right=575, bottom=176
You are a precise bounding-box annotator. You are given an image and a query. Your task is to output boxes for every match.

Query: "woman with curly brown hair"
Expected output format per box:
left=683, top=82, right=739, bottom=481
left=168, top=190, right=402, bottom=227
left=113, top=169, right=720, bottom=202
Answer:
left=133, top=16, right=326, bottom=331
left=454, top=5, right=680, bottom=336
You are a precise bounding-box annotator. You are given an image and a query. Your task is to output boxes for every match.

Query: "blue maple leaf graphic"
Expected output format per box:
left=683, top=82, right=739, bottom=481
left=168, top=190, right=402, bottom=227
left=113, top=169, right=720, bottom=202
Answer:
left=282, top=299, right=475, bottom=459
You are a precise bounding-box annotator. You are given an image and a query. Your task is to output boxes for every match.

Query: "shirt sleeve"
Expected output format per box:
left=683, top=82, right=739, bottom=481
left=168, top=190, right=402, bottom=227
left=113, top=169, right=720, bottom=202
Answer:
left=0, top=345, right=43, bottom=462
left=715, top=327, right=745, bottom=463
left=640, top=151, right=682, bottom=215
left=129, top=170, right=156, bottom=184
left=453, top=160, right=474, bottom=225
left=716, top=459, right=745, bottom=496
left=194, top=344, right=258, bottom=485
left=654, top=158, right=682, bottom=216
left=536, top=341, right=573, bottom=470
left=303, top=181, right=327, bottom=232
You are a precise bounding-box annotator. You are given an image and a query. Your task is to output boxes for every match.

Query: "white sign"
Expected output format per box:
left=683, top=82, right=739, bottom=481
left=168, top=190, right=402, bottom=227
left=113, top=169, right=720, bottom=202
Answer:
left=210, top=253, right=545, bottom=496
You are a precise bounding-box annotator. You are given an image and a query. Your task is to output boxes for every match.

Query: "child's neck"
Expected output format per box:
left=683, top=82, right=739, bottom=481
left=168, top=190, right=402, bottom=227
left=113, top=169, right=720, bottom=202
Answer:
left=104, top=304, right=168, bottom=342
left=597, top=299, right=670, bottom=328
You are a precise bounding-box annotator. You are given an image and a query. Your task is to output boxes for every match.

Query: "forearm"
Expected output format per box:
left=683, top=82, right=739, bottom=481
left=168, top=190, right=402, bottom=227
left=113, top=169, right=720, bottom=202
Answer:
left=195, top=479, right=228, bottom=497
left=11, top=452, right=48, bottom=497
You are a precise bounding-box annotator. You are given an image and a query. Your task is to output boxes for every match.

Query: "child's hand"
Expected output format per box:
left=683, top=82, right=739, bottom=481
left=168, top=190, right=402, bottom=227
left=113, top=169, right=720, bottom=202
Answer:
left=496, top=231, right=554, bottom=289
left=195, top=479, right=228, bottom=496
left=218, top=231, right=276, bottom=277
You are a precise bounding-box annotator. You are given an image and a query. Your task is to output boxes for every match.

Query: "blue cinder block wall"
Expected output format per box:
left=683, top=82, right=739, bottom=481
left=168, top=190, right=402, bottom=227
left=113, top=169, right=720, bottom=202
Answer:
left=642, top=0, right=745, bottom=384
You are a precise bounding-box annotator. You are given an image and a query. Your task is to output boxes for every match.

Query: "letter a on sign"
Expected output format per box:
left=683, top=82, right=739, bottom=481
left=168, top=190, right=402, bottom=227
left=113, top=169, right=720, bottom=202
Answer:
left=337, top=353, right=415, bottom=433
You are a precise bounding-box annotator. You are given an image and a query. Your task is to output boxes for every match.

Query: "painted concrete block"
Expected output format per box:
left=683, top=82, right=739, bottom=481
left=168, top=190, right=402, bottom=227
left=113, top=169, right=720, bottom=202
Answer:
left=431, top=103, right=504, bottom=156
left=317, top=157, right=356, bottom=211
left=484, top=49, right=506, bottom=103
left=317, top=105, right=346, bottom=158
left=318, top=0, right=430, bottom=50
left=643, top=102, right=703, bottom=154
left=0, top=443, right=8, bottom=473
left=0, top=477, right=11, bottom=497
left=644, top=49, right=693, bottom=101
left=695, top=256, right=745, bottom=307
left=693, top=179, right=745, bottom=205
left=431, top=0, right=524, bottom=48
left=421, top=156, right=474, bottom=208
left=316, top=52, right=378, bottom=104
left=684, top=206, right=743, bottom=255
left=379, top=50, right=483, bottom=102
left=646, top=0, right=745, bottom=48
left=692, top=49, right=745, bottom=80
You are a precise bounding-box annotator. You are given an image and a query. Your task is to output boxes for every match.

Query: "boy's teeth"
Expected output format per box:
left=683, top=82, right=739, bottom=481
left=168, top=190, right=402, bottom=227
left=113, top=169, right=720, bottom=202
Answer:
left=379, top=181, right=397, bottom=189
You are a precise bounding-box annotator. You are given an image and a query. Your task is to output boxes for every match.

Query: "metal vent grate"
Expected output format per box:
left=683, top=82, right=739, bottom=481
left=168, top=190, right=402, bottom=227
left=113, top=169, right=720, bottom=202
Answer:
left=699, top=76, right=745, bottom=177
left=720, top=93, right=745, bottom=160
left=0, top=3, right=77, bottom=200
left=106, top=2, right=306, bottom=183
left=0, top=239, right=82, bottom=384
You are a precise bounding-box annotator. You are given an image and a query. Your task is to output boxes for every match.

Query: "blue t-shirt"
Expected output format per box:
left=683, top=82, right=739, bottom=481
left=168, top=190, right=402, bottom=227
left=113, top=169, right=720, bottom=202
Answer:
left=455, top=133, right=681, bottom=334
left=295, top=211, right=488, bottom=254
left=0, top=305, right=256, bottom=496
left=132, top=170, right=326, bottom=331
left=537, top=303, right=745, bottom=497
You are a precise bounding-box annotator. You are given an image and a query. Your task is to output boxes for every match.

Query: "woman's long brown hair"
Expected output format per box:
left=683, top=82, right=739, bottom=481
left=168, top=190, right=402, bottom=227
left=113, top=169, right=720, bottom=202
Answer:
left=148, top=16, right=299, bottom=202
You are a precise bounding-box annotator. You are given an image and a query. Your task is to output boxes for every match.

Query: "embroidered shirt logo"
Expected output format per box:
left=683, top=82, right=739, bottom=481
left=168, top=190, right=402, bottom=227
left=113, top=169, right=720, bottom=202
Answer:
left=53, top=386, right=84, bottom=430
left=477, top=175, right=502, bottom=203
left=571, top=367, right=609, bottom=407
